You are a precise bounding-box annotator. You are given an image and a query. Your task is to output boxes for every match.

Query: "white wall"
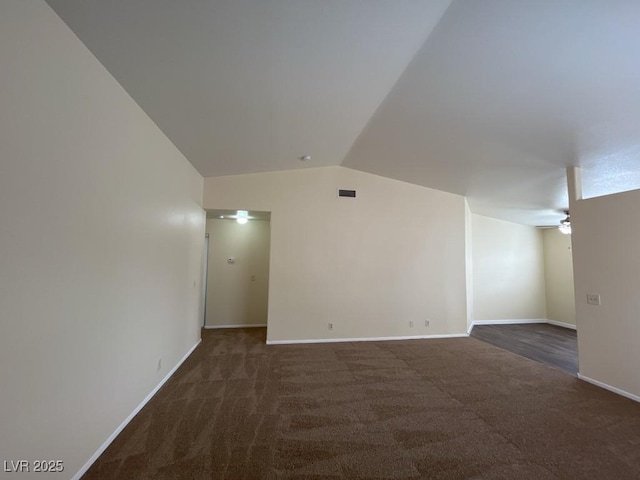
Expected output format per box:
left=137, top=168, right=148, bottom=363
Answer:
left=205, top=218, right=270, bottom=327
left=465, top=200, right=475, bottom=329
left=570, top=181, right=640, bottom=398
left=0, top=2, right=204, bottom=478
left=543, top=228, right=576, bottom=326
left=204, top=166, right=468, bottom=342
left=472, top=214, right=547, bottom=321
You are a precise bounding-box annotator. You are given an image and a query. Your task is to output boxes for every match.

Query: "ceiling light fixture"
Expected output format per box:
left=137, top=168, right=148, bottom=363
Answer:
left=300, top=155, right=311, bottom=161
left=236, top=210, right=249, bottom=225
left=558, top=210, right=571, bottom=235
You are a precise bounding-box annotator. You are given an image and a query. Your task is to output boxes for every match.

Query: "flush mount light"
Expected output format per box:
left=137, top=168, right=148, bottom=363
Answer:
left=558, top=210, right=571, bottom=235
left=300, top=155, right=311, bottom=161
left=236, top=210, right=249, bottom=225
left=221, top=210, right=252, bottom=223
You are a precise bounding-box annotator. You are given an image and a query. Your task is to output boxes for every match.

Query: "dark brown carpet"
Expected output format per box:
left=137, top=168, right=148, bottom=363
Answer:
left=470, top=324, right=578, bottom=375
left=83, top=328, right=640, bottom=479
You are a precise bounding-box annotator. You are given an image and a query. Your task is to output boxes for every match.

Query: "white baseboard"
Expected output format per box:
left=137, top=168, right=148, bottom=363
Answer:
left=72, top=339, right=202, bottom=480
left=266, top=333, right=469, bottom=345
left=546, top=319, right=577, bottom=330
left=467, top=319, right=547, bottom=334
left=204, top=324, right=267, bottom=329
left=578, top=373, right=640, bottom=403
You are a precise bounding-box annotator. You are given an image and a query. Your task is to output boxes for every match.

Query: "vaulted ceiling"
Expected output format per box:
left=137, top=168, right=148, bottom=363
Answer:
left=45, top=0, right=640, bottom=226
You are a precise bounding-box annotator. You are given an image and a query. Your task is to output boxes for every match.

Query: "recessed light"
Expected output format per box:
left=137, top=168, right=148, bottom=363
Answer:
left=300, top=155, right=311, bottom=161
left=219, top=215, right=224, bottom=219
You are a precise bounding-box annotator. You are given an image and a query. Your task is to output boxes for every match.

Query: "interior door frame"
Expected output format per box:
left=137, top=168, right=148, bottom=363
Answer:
left=201, top=233, right=210, bottom=327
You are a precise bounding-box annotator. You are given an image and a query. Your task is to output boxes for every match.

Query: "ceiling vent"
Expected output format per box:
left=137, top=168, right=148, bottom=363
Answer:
left=338, top=189, right=356, bottom=198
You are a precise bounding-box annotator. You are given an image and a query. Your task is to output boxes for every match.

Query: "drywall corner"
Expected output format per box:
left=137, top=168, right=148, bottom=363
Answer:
left=464, top=199, right=474, bottom=331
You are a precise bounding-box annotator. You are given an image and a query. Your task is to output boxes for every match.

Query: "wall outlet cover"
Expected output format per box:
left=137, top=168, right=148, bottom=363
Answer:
left=586, top=294, right=601, bottom=306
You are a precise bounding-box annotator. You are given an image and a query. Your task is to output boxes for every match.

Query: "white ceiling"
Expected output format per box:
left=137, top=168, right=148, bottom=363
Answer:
left=44, top=0, right=450, bottom=175
left=45, top=0, right=640, bottom=226
left=344, top=0, right=640, bottom=226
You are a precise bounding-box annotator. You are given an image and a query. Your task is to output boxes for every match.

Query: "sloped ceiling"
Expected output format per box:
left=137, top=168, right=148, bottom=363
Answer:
left=45, top=0, right=640, bottom=226
left=344, top=0, right=640, bottom=225
left=44, top=0, right=451, bottom=174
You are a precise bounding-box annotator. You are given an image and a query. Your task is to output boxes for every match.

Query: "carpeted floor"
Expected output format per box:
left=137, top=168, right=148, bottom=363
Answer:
left=83, top=328, right=640, bottom=479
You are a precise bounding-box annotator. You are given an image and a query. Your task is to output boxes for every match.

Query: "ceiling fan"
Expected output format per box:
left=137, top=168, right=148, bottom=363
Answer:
left=537, top=210, right=571, bottom=235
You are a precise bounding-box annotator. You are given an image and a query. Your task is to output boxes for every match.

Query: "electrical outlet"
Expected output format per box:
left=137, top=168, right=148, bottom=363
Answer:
left=586, top=294, right=601, bottom=306
left=425, top=319, right=430, bottom=327
left=157, top=358, right=162, bottom=371
left=410, top=320, right=415, bottom=328
left=328, top=322, right=333, bottom=331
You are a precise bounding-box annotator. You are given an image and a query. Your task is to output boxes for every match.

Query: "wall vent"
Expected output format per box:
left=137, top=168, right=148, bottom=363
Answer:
left=337, top=189, right=356, bottom=198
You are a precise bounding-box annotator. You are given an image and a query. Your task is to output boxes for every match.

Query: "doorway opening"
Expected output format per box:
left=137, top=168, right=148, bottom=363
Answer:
left=469, top=226, right=578, bottom=375
left=203, top=210, right=271, bottom=333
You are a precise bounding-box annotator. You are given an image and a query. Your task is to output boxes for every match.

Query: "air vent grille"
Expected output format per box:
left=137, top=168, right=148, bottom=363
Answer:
left=338, top=189, right=356, bottom=198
